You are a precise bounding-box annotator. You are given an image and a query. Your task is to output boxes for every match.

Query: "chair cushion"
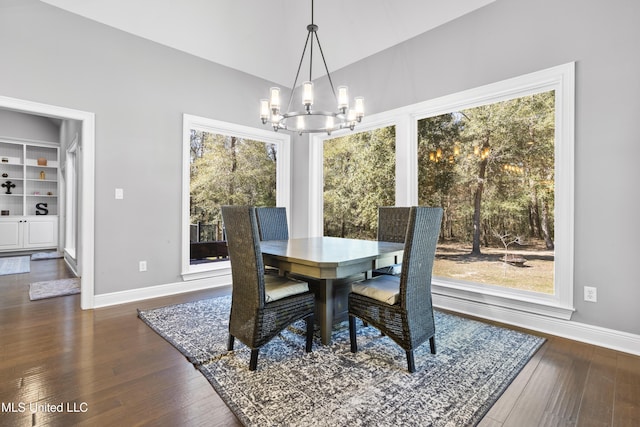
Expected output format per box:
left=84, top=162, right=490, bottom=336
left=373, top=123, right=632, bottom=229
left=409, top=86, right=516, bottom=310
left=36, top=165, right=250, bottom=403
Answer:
left=351, top=274, right=400, bottom=305
left=264, top=275, right=309, bottom=302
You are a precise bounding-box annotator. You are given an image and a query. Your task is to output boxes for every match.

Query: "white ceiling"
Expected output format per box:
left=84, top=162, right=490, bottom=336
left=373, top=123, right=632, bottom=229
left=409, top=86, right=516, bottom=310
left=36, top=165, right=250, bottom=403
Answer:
left=40, top=0, right=494, bottom=87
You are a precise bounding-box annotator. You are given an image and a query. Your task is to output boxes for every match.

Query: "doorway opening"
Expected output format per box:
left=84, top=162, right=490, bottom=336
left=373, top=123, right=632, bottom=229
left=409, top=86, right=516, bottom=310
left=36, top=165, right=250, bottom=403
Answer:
left=0, top=95, right=95, bottom=309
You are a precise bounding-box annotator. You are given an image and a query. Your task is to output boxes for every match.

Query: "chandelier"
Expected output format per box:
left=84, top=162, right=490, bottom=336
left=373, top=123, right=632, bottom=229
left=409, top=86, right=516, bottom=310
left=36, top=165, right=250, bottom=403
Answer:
left=259, top=0, right=364, bottom=135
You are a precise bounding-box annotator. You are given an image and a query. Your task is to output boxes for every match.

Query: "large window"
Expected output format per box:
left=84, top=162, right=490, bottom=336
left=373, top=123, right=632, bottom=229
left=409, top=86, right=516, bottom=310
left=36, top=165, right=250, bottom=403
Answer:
left=189, top=130, right=278, bottom=260
left=311, top=63, right=574, bottom=318
left=418, top=91, right=555, bottom=295
left=182, top=115, right=290, bottom=280
left=323, top=126, right=396, bottom=239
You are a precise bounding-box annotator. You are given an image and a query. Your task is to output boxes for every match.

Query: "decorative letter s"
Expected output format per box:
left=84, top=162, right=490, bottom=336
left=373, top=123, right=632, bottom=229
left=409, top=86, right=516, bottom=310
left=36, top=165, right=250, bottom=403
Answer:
left=35, top=203, right=49, bottom=215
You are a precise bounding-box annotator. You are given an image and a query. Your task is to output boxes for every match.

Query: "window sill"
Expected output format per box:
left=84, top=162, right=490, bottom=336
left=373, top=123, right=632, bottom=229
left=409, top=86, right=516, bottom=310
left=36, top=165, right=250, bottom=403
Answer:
left=182, top=260, right=231, bottom=281
left=432, top=277, right=575, bottom=320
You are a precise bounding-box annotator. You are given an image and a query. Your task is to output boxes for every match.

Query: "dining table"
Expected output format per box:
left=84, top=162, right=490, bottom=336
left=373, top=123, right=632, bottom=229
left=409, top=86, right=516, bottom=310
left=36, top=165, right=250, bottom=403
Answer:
left=260, top=236, right=405, bottom=345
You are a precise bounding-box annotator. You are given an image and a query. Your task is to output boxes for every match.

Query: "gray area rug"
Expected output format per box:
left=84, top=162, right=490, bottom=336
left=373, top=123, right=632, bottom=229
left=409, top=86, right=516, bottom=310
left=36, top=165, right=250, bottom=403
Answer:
left=31, top=251, right=63, bottom=260
left=138, top=296, right=545, bottom=426
left=0, top=256, right=31, bottom=276
left=29, top=278, right=80, bottom=300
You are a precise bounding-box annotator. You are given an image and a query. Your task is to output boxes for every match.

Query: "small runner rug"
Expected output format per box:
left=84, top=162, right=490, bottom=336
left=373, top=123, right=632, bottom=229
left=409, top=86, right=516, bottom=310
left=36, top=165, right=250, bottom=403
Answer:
left=138, top=296, right=545, bottom=427
left=0, top=256, right=30, bottom=276
left=29, top=278, right=80, bottom=300
left=31, top=251, right=64, bottom=260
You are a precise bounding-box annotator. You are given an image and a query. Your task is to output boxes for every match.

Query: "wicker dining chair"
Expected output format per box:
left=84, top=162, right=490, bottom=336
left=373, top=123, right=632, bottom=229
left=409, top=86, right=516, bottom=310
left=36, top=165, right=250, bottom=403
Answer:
left=255, top=206, right=289, bottom=275
left=348, top=206, right=443, bottom=373
left=255, top=206, right=289, bottom=241
left=221, top=205, right=315, bottom=371
left=373, top=206, right=411, bottom=276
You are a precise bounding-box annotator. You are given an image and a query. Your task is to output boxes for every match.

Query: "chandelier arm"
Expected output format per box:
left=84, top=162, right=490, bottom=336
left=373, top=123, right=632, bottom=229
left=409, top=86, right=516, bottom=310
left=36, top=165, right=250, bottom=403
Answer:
left=286, top=29, right=313, bottom=114
left=313, top=33, right=338, bottom=101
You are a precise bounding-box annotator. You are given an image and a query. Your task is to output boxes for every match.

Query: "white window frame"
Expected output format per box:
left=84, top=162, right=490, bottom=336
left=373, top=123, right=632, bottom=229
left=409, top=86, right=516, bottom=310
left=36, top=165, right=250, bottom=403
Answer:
left=182, top=114, right=291, bottom=281
left=310, top=62, right=575, bottom=319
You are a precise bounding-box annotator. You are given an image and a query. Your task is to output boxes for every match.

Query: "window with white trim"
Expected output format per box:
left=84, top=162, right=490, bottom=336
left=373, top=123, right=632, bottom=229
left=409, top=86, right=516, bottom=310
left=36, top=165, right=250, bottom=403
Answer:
left=311, top=63, right=574, bottom=318
left=182, top=115, right=291, bottom=280
left=418, top=91, right=555, bottom=295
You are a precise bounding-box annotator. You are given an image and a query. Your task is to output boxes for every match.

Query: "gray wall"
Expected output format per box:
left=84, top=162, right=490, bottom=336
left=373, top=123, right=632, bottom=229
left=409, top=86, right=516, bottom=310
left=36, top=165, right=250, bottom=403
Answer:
left=0, top=109, right=60, bottom=142
left=0, top=0, right=277, bottom=294
left=1, top=0, right=638, bottom=335
left=317, top=0, right=640, bottom=334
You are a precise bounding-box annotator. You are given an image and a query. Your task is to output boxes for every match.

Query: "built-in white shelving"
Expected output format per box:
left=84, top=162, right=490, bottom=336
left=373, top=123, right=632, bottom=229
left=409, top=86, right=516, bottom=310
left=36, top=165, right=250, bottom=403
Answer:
left=0, top=139, right=59, bottom=251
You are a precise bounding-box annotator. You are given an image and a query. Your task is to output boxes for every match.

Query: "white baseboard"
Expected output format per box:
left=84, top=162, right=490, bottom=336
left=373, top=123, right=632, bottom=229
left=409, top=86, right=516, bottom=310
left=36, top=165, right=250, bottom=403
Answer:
left=93, top=275, right=232, bottom=308
left=91, top=276, right=640, bottom=357
left=433, top=293, right=640, bottom=357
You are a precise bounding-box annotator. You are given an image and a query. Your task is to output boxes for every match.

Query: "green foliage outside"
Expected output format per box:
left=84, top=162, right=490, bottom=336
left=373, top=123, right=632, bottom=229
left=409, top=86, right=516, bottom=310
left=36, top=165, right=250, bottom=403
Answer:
left=323, top=126, right=396, bottom=239
left=189, top=91, right=555, bottom=292
left=190, top=131, right=277, bottom=240
left=323, top=91, right=555, bottom=293
left=418, top=90, right=556, bottom=252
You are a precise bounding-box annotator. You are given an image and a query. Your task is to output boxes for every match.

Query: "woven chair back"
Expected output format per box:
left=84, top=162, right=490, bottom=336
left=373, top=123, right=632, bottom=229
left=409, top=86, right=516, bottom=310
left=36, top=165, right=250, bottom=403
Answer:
left=221, top=206, right=266, bottom=309
left=399, top=207, right=443, bottom=310
left=377, top=207, right=411, bottom=243
left=256, top=207, right=289, bottom=241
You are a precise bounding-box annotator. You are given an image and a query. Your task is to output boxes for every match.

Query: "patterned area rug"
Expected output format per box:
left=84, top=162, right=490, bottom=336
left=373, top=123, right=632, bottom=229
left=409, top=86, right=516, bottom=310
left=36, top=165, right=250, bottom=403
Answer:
left=0, top=256, right=30, bottom=276
left=29, top=278, right=80, bottom=300
left=138, top=296, right=545, bottom=426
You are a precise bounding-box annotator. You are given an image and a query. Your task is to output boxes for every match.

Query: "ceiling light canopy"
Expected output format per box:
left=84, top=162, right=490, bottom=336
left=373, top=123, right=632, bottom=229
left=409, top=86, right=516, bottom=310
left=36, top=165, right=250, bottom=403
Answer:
left=260, top=0, right=364, bottom=135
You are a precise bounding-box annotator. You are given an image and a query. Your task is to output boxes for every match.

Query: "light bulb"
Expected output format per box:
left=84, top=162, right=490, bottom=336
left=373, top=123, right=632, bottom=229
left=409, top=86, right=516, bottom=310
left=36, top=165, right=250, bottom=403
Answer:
left=270, top=87, right=281, bottom=112
left=302, top=81, right=314, bottom=107
left=260, top=99, right=270, bottom=123
left=337, top=86, right=349, bottom=112
left=326, top=116, right=335, bottom=130
left=354, top=97, right=364, bottom=121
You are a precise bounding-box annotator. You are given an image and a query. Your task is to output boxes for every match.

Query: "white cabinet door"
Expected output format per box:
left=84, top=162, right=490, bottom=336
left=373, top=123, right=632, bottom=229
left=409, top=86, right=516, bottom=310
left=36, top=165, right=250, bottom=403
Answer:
left=23, top=216, right=58, bottom=249
left=0, top=218, right=23, bottom=250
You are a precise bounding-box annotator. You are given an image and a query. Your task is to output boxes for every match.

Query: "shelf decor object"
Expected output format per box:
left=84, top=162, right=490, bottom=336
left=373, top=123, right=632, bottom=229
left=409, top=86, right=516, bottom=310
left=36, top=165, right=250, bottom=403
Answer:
left=37, top=157, right=47, bottom=166
left=2, top=180, right=15, bottom=194
left=35, top=202, right=49, bottom=215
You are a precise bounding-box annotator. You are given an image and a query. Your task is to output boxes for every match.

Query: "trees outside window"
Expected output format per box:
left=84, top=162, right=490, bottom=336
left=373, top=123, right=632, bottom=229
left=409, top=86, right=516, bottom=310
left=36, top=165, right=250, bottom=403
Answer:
left=312, top=63, right=574, bottom=317
left=418, top=91, right=555, bottom=294
left=181, top=115, right=290, bottom=279
left=190, top=130, right=277, bottom=246
left=323, top=126, right=396, bottom=239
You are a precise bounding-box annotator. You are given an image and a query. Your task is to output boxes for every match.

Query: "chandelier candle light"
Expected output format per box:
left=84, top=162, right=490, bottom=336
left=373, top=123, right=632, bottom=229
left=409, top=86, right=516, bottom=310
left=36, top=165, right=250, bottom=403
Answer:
left=260, top=0, right=364, bottom=135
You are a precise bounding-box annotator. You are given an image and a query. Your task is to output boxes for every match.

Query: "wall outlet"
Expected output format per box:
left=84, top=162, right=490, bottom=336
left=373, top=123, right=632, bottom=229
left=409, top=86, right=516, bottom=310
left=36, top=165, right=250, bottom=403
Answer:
left=584, top=286, right=597, bottom=302
left=139, top=260, right=147, bottom=272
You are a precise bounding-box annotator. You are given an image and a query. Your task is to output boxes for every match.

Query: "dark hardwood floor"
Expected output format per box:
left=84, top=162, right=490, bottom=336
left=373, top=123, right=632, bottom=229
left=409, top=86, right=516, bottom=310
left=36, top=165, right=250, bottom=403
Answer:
left=1, top=257, right=638, bottom=426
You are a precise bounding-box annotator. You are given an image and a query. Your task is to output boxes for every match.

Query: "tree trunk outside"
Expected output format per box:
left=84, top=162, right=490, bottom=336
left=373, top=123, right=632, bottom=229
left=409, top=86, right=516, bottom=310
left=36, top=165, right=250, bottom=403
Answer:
left=540, top=196, right=555, bottom=250
left=471, top=156, right=488, bottom=255
left=228, top=136, right=237, bottom=205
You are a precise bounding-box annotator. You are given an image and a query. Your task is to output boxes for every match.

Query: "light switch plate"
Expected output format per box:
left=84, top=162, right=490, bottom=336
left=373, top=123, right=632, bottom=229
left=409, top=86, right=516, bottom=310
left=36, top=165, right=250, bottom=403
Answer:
left=115, top=188, right=124, bottom=199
